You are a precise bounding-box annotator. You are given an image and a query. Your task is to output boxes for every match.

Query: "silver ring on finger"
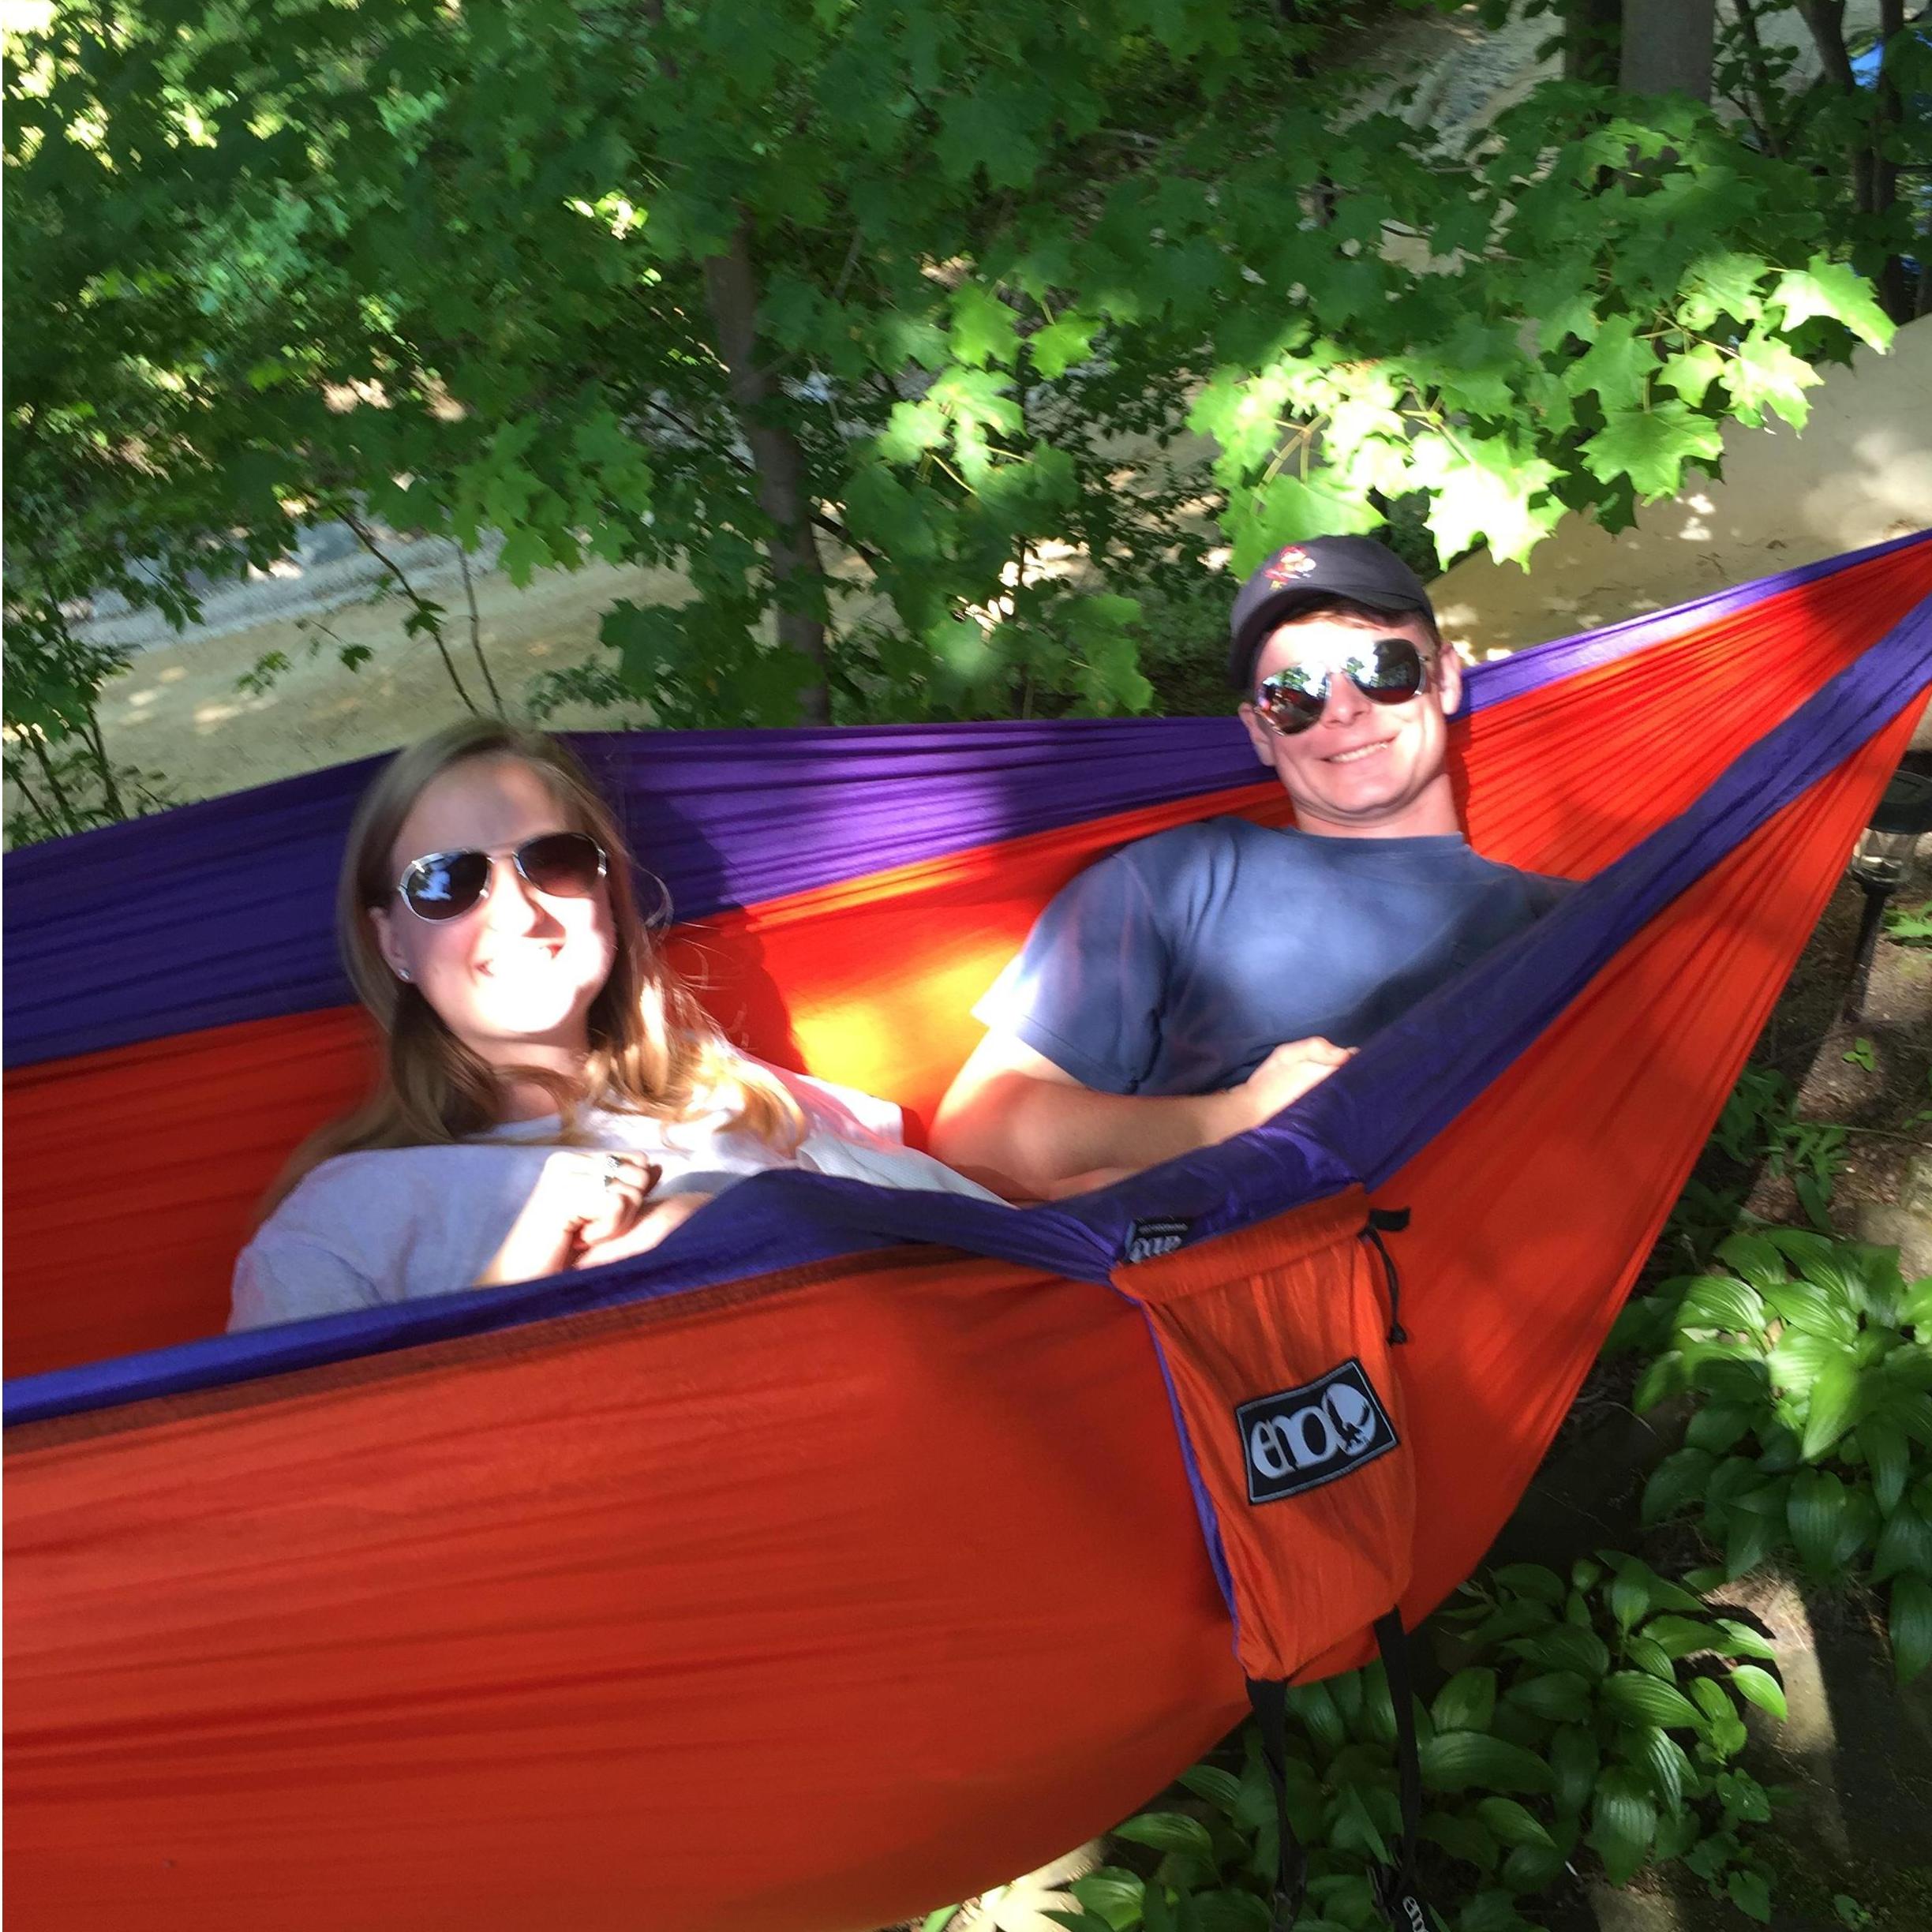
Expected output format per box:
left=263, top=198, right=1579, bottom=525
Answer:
left=601, top=1152, right=627, bottom=1189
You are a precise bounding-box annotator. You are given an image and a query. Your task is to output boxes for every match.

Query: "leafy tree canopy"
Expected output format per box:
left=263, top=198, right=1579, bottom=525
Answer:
left=3, top=0, right=1915, bottom=832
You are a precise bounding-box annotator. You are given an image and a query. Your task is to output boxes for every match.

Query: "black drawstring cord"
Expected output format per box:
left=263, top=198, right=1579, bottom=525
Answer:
left=1359, top=1207, right=1411, bottom=1346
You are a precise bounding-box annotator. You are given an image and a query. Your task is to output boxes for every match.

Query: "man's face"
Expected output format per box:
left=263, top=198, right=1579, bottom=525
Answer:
left=1237, top=612, right=1462, bottom=837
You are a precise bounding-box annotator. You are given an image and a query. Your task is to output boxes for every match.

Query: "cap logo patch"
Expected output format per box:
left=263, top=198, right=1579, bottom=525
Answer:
left=1264, top=546, right=1318, bottom=586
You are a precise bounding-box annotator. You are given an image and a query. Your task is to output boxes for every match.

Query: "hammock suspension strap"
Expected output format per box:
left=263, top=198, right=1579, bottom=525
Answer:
left=1243, top=1674, right=1306, bottom=1932
left=1369, top=1608, right=1432, bottom=1932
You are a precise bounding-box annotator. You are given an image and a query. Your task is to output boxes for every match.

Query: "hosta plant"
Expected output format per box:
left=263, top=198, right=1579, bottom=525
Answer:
left=1035, top=1555, right=1783, bottom=1932
left=1437, top=1554, right=1783, bottom=1922
left=1613, top=1228, right=1932, bottom=1683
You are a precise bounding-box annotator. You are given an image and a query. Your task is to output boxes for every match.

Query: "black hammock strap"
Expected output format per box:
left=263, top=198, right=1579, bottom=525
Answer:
left=1245, top=1616, right=1431, bottom=1932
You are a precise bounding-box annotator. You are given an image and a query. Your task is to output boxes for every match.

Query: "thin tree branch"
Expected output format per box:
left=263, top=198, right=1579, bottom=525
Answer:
left=80, top=700, right=123, bottom=818
left=339, top=507, right=477, bottom=710
left=456, top=543, right=504, bottom=711
left=6, top=753, right=56, bottom=833
left=22, top=721, right=82, bottom=834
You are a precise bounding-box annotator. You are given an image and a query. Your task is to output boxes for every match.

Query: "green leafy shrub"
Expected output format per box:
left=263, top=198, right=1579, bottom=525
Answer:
left=1709, top=1068, right=1849, bottom=1233
left=1614, top=1228, right=1932, bottom=1683
left=1437, top=1554, right=1782, bottom=1921
left=1652, top=1060, right=1857, bottom=1271
left=1881, top=898, right=1932, bottom=945
left=1038, top=1556, right=1782, bottom=1932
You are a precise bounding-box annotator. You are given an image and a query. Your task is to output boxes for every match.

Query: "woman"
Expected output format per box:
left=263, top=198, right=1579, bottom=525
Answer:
left=230, top=719, right=1001, bottom=1332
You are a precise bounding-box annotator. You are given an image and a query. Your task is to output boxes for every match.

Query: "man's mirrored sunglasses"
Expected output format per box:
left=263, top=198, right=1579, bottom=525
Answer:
left=1252, top=635, right=1432, bottom=736
left=395, top=831, right=608, bottom=922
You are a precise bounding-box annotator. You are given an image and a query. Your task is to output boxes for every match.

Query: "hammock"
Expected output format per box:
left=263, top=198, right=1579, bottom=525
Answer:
left=6, top=533, right=1930, bottom=1932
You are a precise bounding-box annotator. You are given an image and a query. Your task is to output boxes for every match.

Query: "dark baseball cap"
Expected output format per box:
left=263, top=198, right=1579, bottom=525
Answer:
left=1227, top=536, right=1436, bottom=690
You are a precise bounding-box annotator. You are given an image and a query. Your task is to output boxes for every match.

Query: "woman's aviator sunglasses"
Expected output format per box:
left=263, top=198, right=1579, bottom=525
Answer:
left=1252, top=635, right=1433, bottom=736
left=395, top=831, right=608, bottom=923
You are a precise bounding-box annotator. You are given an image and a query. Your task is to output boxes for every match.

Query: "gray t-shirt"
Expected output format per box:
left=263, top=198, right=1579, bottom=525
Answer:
left=230, top=1061, right=1002, bottom=1333
left=976, top=819, right=1567, bottom=1096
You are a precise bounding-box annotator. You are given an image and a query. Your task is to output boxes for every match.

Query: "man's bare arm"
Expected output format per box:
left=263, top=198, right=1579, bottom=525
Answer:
left=929, top=1031, right=1354, bottom=1202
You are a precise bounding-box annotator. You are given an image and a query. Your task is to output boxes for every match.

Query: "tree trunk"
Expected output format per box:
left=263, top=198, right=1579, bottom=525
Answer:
left=1563, top=0, right=1622, bottom=87
left=701, top=223, right=831, bottom=724
left=1871, top=0, right=1911, bottom=321
left=1620, top=0, right=1715, bottom=100
left=1795, top=0, right=1913, bottom=322
left=1728, top=0, right=1788, bottom=155
left=1794, top=0, right=1856, bottom=91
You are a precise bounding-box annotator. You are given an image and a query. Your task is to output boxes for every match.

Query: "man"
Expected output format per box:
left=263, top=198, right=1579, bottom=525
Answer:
left=930, top=535, right=1566, bottom=1200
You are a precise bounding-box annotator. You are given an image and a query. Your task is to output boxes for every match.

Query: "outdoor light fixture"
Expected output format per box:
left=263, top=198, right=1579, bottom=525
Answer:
left=1844, top=767, right=1932, bottom=1019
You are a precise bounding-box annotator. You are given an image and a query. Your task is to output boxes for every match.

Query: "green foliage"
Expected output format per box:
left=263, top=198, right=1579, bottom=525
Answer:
left=1516, top=0, right=1930, bottom=326
left=1618, top=1227, right=1932, bottom=1683
left=3, top=0, right=1908, bottom=828
left=1709, top=1065, right=1849, bottom=1234
left=1882, top=898, right=1932, bottom=945
left=1651, top=1058, right=1852, bottom=1271
left=1032, top=1554, right=1784, bottom=1932
left=1438, top=1556, right=1781, bottom=1914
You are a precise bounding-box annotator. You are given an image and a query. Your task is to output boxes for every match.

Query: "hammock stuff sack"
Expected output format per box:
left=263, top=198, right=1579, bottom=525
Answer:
left=6, top=533, right=1930, bottom=1932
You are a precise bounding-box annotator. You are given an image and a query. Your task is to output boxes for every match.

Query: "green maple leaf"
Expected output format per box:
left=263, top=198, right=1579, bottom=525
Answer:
left=1419, top=436, right=1563, bottom=568
left=1516, top=253, right=1601, bottom=353
left=1676, top=250, right=1766, bottom=331
left=950, top=283, right=1019, bottom=369
left=761, top=271, right=820, bottom=351
left=1431, top=191, right=1493, bottom=262
left=1408, top=429, right=1559, bottom=567
left=1724, top=328, right=1822, bottom=430
left=842, top=460, right=938, bottom=560
left=928, top=365, right=1021, bottom=437
left=498, top=525, right=552, bottom=586
left=876, top=399, right=946, bottom=463
left=1433, top=316, right=1518, bottom=421
left=1189, top=366, right=1294, bottom=485
left=1580, top=400, right=1725, bottom=500
left=1029, top=312, right=1100, bottom=380
left=1563, top=313, right=1656, bottom=410
left=1658, top=343, right=1725, bottom=406
left=1770, top=256, right=1894, bottom=351
left=934, top=88, right=1043, bottom=189
left=1226, top=469, right=1380, bottom=575
left=1321, top=379, right=1410, bottom=496
left=873, top=311, right=949, bottom=372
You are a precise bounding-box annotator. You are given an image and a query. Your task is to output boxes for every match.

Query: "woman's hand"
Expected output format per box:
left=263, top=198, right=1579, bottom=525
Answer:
left=471, top=1150, right=661, bottom=1287
left=574, top=1192, right=717, bottom=1269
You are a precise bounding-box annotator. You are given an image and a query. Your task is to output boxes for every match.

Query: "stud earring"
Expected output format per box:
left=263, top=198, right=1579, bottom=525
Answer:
left=396, top=967, right=414, bottom=983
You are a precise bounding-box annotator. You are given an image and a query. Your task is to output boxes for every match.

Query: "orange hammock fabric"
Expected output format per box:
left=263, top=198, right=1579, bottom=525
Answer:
left=6, top=537, right=1930, bottom=1930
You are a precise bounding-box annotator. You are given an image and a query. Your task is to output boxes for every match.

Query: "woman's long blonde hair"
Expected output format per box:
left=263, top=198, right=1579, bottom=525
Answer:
left=267, top=718, right=803, bottom=1208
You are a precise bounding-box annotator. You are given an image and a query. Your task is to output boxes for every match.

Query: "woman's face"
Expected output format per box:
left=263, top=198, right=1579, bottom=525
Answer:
left=369, top=754, right=617, bottom=1071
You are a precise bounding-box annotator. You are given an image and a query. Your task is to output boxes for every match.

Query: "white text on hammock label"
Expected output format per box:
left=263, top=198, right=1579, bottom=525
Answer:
left=1236, top=1359, right=1399, bottom=1505
left=1125, top=1218, right=1191, bottom=1264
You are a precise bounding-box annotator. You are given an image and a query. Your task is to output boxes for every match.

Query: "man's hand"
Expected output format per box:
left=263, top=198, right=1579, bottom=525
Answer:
left=932, top=1029, right=1357, bottom=1202
left=1225, top=1036, right=1355, bottom=1134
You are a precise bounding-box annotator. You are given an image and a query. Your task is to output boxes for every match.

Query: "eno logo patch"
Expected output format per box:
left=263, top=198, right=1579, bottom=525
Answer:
left=1236, top=1359, right=1398, bottom=1504
left=1125, top=1218, right=1191, bottom=1264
